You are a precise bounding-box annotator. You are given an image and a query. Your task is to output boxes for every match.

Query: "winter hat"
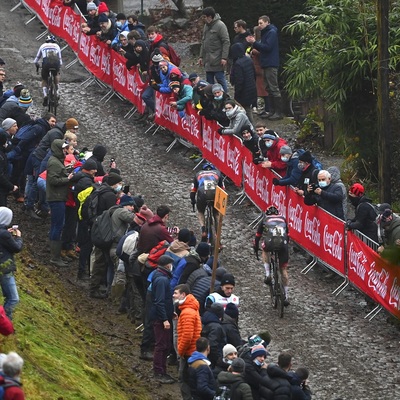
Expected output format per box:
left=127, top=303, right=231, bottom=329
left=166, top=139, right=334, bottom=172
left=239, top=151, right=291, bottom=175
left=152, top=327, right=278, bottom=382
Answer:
left=212, top=83, right=223, bottom=94
left=188, top=73, right=198, bottom=81
left=119, top=195, right=136, bottom=207
left=0, top=58, right=5, bottom=66
left=97, top=2, right=109, bottom=13
left=178, top=228, right=191, bottom=243
left=86, top=2, right=97, bottom=11
left=378, top=203, right=391, bottom=214
left=215, top=267, right=227, bottom=281
left=0, top=207, right=13, bottom=226
left=116, top=12, right=126, bottom=20
left=223, top=344, right=237, bottom=358
left=225, top=303, right=239, bottom=320
left=66, top=118, right=79, bottom=130
left=106, top=172, right=122, bottom=186
left=0, top=132, right=7, bottom=146
left=13, top=83, right=24, bottom=97
left=381, top=209, right=393, bottom=222
left=298, top=150, right=313, bottom=164
left=231, top=358, right=246, bottom=373
left=132, top=195, right=144, bottom=209
left=349, top=183, right=364, bottom=197
left=262, top=130, right=277, bottom=141
left=241, top=124, right=252, bottom=134
left=139, top=205, right=153, bottom=220
left=98, top=13, right=109, bottom=23
left=220, top=273, right=235, bottom=286
left=196, top=242, right=211, bottom=258
left=152, top=53, right=164, bottom=63
left=18, top=89, right=32, bottom=108
left=169, top=81, right=181, bottom=89
left=188, top=231, right=197, bottom=247
left=1, top=118, right=16, bottom=131
left=251, top=344, right=267, bottom=360
left=158, top=255, right=174, bottom=267
left=82, top=158, right=97, bottom=171
left=279, top=145, right=292, bottom=155
left=210, top=302, right=224, bottom=320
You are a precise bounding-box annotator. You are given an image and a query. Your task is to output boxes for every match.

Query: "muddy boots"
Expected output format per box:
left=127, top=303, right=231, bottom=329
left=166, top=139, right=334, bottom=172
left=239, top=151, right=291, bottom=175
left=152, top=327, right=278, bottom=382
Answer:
left=49, top=241, right=69, bottom=267
left=269, top=97, right=284, bottom=120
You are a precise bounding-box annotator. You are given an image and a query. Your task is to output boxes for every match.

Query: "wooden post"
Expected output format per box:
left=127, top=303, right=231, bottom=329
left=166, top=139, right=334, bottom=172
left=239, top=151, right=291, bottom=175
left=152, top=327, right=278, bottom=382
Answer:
left=210, top=212, right=223, bottom=293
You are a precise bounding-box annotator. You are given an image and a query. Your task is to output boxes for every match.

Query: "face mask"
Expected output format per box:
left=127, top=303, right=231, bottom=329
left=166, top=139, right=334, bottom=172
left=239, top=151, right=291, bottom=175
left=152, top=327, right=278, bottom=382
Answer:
left=226, top=109, right=235, bottom=117
left=223, top=359, right=233, bottom=365
left=148, top=36, right=155, bottom=42
left=116, top=21, right=122, bottom=28
left=319, top=181, right=328, bottom=188
left=214, top=95, right=223, bottom=100
left=281, top=156, right=290, bottom=162
left=114, top=184, right=122, bottom=192
left=265, top=141, right=273, bottom=148
left=254, top=359, right=264, bottom=367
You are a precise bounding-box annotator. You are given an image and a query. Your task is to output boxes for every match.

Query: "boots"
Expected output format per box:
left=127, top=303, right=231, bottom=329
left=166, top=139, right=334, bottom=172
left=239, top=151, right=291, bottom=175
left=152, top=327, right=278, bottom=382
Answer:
left=268, top=97, right=284, bottom=120
left=49, top=241, right=69, bottom=267
left=261, top=97, right=274, bottom=119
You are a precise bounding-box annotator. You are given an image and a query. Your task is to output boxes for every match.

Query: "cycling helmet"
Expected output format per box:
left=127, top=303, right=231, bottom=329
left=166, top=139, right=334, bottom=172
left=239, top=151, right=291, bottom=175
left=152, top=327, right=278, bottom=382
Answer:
left=265, top=205, right=279, bottom=215
left=45, top=35, right=56, bottom=43
left=202, top=162, right=215, bottom=171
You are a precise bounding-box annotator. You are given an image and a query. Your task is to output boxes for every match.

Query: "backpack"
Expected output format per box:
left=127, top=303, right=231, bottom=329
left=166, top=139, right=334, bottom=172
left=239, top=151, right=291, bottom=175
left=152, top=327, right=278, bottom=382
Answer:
left=116, top=230, right=139, bottom=263
left=294, top=148, right=323, bottom=170
left=90, top=206, right=119, bottom=249
left=144, top=240, right=170, bottom=269
left=15, top=121, right=35, bottom=140
left=262, top=215, right=288, bottom=252
left=165, top=43, right=181, bottom=67
left=213, top=381, right=242, bottom=400
left=0, top=379, right=20, bottom=399
left=79, top=186, right=100, bottom=224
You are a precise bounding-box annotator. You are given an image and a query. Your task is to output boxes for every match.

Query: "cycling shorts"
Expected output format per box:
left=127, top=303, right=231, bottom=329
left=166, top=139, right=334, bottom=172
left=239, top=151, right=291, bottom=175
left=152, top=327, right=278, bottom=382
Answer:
left=196, top=194, right=214, bottom=214
left=41, top=59, right=60, bottom=81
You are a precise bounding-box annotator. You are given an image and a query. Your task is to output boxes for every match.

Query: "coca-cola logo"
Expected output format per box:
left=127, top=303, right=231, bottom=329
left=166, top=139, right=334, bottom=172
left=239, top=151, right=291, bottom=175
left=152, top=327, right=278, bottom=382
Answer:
left=348, top=242, right=367, bottom=280
left=63, top=13, right=80, bottom=44
left=113, top=59, right=126, bottom=86
left=41, top=0, right=51, bottom=18
left=271, top=189, right=286, bottom=217
left=368, top=262, right=389, bottom=299
left=226, top=144, right=240, bottom=176
left=202, top=124, right=212, bottom=153
left=49, top=5, right=62, bottom=28
left=189, top=114, right=200, bottom=139
left=101, top=51, right=110, bottom=74
left=213, top=134, right=226, bottom=162
left=304, top=211, right=321, bottom=245
left=160, top=97, right=178, bottom=125
left=80, top=34, right=90, bottom=57
left=89, top=44, right=101, bottom=66
left=127, top=72, right=135, bottom=92
left=243, top=158, right=255, bottom=190
left=255, top=171, right=269, bottom=204
left=323, top=225, right=343, bottom=261
left=287, top=199, right=302, bottom=233
left=389, top=278, right=400, bottom=310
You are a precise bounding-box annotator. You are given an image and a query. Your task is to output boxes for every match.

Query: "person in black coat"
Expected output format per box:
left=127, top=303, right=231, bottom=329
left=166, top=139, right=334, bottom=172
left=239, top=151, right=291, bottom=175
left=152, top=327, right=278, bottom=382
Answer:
left=304, top=169, right=345, bottom=220
left=0, top=132, right=17, bottom=206
left=222, top=303, right=244, bottom=348
left=266, top=352, right=293, bottom=400
left=288, top=367, right=312, bottom=400
left=294, top=151, right=319, bottom=197
left=230, top=42, right=257, bottom=124
left=87, top=144, right=107, bottom=176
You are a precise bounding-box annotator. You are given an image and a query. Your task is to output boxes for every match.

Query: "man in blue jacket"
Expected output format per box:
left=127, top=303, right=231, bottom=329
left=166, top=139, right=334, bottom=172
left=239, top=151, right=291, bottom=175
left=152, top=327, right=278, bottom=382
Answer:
left=246, top=15, right=283, bottom=120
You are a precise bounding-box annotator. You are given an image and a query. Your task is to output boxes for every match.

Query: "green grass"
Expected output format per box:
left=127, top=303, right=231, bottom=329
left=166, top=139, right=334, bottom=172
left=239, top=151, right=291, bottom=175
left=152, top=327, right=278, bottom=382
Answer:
left=0, top=251, right=150, bottom=400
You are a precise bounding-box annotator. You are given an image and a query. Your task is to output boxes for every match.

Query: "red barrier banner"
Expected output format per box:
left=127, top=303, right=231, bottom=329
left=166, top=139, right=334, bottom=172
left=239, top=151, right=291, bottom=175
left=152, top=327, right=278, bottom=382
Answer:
left=112, top=52, right=129, bottom=97
left=23, top=0, right=51, bottom=25
left=78, top=34, right=113, bottom=86
left=200, top=118, right=243, bottom=187
left=347, top=231, right=400, bottom=318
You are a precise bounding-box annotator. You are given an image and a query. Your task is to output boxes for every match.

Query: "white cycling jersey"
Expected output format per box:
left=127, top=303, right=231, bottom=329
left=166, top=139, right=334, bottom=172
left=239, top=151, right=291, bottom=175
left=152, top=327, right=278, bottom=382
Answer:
left=34, top=43, right=63, bottom=65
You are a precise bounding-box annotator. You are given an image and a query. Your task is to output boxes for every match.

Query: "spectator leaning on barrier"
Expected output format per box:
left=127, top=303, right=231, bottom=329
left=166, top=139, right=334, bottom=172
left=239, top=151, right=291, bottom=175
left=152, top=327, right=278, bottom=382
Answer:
left=240, top=124, right=259, bottom=160
left=272, top=145, right=302, bottom=187
left=377, top=208, right=400, bottom=264
left=97, top=13, right=118, bottom=46
left=327, top=166, right=348, bottom=219
left=169, top=81, right=193, bottom=112
left=81, top=2, right=101, bottom=35
left=199, top=83, right=230, bottom=126
left=260, top=131, right=288, bottom=177
left=294, top=150, right=319, bottom=197
left=217, top=100, right=253, bottom=137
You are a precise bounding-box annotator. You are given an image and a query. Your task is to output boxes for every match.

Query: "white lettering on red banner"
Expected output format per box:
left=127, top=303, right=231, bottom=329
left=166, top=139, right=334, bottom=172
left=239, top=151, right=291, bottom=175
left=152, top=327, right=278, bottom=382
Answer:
left=227, top=145, right=240, bottom=176
left=213, top=135, right=226, bottom=162
left=304, top=211, right=321, bottom=245
left=271, top=190, right=286, bottom=216
left=181, top=114, right=200, bottom=139
left=367, top=262, right=389, bottom=298
left=203, top=125, right=212, bottom=153
left=80, top=34, right=90, bottom=58
left=127, top=72, right=135, bottom=92
left=389, top=278, right=400, bottom=310
left=113, top=59, right=126, bottom=86
left=348, top=242, right=367, bottom=280
left=101, top=51, right=110, bottom=74
left=42, top=0, right=51, bottom=18
left=256, top=171, right=269, bottom=204
left=287, top=199, right=302, bottom=233
left=323, top=225, right=343, bottom=261
left=63, top=13, right=80, bottom=44
left=243, top=159, right=255, bottom=190
left=89, top=44, right=101, bottom=67
left=49, top=5, right=62, bottom=27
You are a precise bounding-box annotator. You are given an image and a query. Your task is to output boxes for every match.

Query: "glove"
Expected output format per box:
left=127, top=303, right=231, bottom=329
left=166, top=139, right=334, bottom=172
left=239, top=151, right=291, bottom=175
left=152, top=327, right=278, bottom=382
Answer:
left=272, top=178, right=280, bottom=186
left=217, top=128, right=224, bottom=134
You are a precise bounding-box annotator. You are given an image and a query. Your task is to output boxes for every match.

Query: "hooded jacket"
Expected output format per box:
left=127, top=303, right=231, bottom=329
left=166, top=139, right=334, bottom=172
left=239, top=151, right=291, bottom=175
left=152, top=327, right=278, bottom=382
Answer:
left=348, top=196, right=378, bottom=242
left=137, top=215, right=173, bottom=254
left=287, top=371, right=312, bottom=400
left=328, top=166, right=347, bottom=218
left=266, top=363, right=292, bottom=400
left=219, top=105, right=252, bottom=136
left=177, top=294, right=202, bottom=357
left=150, top=266, right=173, bottom=322
left=217, top=371, right=253, bottom=400
left=46, top=139, right=70, bottom=202
left=88, top=144, right=107, bottom=176
left=201, top=309, right=226, bottom=366
left=125, top=39, right=149, bottom=71
left=174, top=84, right=193, bottom=111
left=265, top=137, right=288, bottom=177
left=33, top=122, right=65, bottom=162
left=188, top=351, right=215, bottom=400
left=230, top=43, right=257, bottom=107
left=221, top=313, right=243, bottom=349
left=200, top=14, right=230, bottom=72
left=252, top=24, right=280, bottom=69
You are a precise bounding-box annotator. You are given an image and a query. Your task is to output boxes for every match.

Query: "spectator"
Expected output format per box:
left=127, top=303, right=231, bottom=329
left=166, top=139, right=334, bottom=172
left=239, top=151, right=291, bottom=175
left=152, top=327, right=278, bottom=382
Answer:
left=222, top=303, right=244, bottom=348
left=150, top=255, right=175, bottom=384
left=246, top=15, right=283, bottom=120
left=0, top=132, right=17, bottom=206
left=81, top=2, right=101, bottom=35
left=124, top=39, right=149, bottom=72
left=0, top=84, right=26, bottom=125
left=205, top=272, right=240, bottom=310
left=346, top=183, right=379, bottom=243
left=0, top=68, right=5, bottom=98
left=173, top=283, right=202, bottom=400
left=111, top=13, right=130, bottom=47
left=97, top=13, right=118, bottom=46
left=377, top=208, right=400, bottom=264
left=0, top=207, right=22, bottom=319
left=165, top=227, right=191, bottom=269
left=87, top=143, right=107, bottom=176
left=188, top=337, right=216, bottom=400
left=288, top=367, right=312, bottom=400
left=0, top=352, right=25, bottom=399
left=230, top=42, right=257, bottom=123
left=217, top=100, right=253, bottom=137
left=127, top=14, right=146, bottom=38
left=189, top=73, right=209, bottom=109
left=169, top=81, right=193, bottom=113
left=327, top=166, right=347, bottom=219
left=294, top=151, right=319, bottom=197
left=253, top=122, right=270, bottom=164
left=199, top=83, right=230, bottom=126
left=259, top=132, right=288, bottom=177
left=266, top=352, right=293, bottom=400
left=215, top=344, right=238, bottom=376
left=240, top=125, right=260, bottom=160
left=304, top=169, right=345, bottom=220
left=272, top=145, right=302, bottom=187
left=199, top=7, right=230, bottom=93
left=147, top=26, right=172, bottom=62
left=232, top=20, right=252, bottom=48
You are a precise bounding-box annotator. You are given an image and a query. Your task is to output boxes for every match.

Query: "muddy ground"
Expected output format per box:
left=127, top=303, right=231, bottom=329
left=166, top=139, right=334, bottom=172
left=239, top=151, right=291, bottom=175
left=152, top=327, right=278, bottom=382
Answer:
left=1, top=1, right=400, bottom=399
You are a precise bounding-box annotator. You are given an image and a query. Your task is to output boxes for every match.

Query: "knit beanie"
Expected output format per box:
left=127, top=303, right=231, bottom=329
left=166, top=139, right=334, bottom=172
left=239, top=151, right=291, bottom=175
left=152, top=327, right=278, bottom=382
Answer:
left=231, top=358, right=246, bottom=373
left=196, top=242, right=211, bottom=258
left=106, top=172, right=122, bottom=186
left=0, top=207, right=13, bottom=226
left=86, top=2, right=97, bottom=11
left=178, top=228, right=191, bottom=243
left=139, top=205, right=153, bottom=220
left=222, top=344, right=237, bottom=358
left=65, top=118, right=79, bottom=130
left=18, top=89, right=32, bottom=108
left=13, top=83, right=24, bottom=97
left=251, top=344, right=267, bottom=360
left=82, top=158, right=97, bottom=171
left=349, top=183, right=365, bottom=197
left=279, top=145, right=292, bottom=155
left=298, top=150, right=313, bottom=164
left=212, top=83, right=223, bottom=94
left=119, top=195, right=135, bottom=206
left=220, top=273, right=235, bottom=286
left=1, top=118, right=16, bottom=131
left=225, top=303, right=239, bottom=320
left=97, top=2, right=109, bottom=13
left=210, top=302, right=224, bottom=320
left=98, top=13, right=109, bottom=23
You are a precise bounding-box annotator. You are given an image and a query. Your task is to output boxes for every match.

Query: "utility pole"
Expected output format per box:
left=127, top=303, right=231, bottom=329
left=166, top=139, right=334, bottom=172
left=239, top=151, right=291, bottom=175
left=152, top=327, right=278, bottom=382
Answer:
left=377, top=0, right=391, bottom=202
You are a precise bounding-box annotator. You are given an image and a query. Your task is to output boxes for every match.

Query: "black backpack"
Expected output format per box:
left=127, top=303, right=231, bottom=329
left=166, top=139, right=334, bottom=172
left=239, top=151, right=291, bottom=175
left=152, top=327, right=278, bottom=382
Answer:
left=80, top=186, right=101, bottom=225
left=213, top=380, right=243, bottom=400
left=91, top=206, right=119, bottom=249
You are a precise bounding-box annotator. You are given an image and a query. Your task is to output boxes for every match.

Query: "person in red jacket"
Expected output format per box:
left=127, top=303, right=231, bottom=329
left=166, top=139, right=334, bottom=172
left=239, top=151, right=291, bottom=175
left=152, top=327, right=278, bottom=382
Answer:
left=260, top=131, right=288, bottom=177
left=0, top=351, right=25, bottom=399
left=174, top=284, right=202, bottom=400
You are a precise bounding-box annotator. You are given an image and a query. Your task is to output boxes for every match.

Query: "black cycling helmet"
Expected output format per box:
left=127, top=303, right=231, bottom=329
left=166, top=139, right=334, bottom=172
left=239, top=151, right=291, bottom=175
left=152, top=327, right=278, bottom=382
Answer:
left=45, top=35, right=56, bottom=43
left=202, top=162, right=215, bottom=171
left=265, top=205, right=279, bottom=215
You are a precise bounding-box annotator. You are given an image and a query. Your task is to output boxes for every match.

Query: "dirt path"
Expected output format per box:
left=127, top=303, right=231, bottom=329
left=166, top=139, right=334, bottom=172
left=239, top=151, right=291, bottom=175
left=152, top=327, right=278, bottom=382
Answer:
left=2, top=1, right=400, bottom=399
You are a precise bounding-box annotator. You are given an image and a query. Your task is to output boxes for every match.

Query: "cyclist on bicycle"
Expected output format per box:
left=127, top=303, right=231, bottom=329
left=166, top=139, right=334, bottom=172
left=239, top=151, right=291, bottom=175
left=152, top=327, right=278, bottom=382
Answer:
left=190, top=162, right=224, bottom=240
left=253, top=205, right=290, bottom=306
left=34, top=35, right=62, bottom=107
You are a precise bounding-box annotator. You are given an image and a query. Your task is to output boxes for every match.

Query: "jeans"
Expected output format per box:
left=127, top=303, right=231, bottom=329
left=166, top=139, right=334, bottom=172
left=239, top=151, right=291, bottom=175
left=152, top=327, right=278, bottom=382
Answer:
left=141, top=291, right=155, bottom=352
left=26, top=154, right=42, bottom=209
left=77, top=220, right=92, bottom=275
left=153, top=319, right=172, bottom=375
left=37, top=177, right=49, bottom=212
left=142, top=87, right=155, bottom=112
left=48, top=201, right=66, bottom=241
left=1, top=273, right=19, bottom=320
left=61, top=205, right=77, bottom=250
left=262, top=67, right=281, bottom=98
left=206, top=70, right=228, bottom=93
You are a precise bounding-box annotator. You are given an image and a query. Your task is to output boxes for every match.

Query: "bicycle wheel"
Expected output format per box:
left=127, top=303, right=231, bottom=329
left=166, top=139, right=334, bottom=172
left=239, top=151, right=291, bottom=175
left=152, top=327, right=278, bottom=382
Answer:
left=276, top=269, right=285, bottom=318
left=205, top=203, right=215, bottom=252
left=269, top=258, right=277, bottom=309
left=48, top=72, right=57, bottom=115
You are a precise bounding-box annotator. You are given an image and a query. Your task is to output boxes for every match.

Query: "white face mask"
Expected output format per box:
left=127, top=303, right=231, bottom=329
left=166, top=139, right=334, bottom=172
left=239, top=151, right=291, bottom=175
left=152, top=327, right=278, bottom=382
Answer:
left=319, top=180, right=328, bottom=188
left=281, top=156, right=290, bottom=162
left=114, top=184, right=122, bottom=192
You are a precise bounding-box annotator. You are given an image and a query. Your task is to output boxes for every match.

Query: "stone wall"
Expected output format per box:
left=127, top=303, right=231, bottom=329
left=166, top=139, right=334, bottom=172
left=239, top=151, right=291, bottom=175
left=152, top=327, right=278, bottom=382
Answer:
left=120, top=0, right=202, bottom=14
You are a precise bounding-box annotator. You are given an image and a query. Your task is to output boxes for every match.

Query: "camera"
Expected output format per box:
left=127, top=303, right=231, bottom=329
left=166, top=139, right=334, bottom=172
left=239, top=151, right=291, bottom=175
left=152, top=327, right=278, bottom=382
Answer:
left=310, top=183, right=319, bottom=191
left=109, top=157, right=116, bottom=167
left=123, top=185, right=130, bottom=194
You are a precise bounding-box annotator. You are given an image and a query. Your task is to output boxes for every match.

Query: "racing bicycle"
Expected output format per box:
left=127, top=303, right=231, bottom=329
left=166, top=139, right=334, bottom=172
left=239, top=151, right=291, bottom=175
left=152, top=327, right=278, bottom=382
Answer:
left=47, top=68, right=58, bottom=115
left=268, top=250, right=285, bottom=318
left=204, top=199, right=216, bottom=252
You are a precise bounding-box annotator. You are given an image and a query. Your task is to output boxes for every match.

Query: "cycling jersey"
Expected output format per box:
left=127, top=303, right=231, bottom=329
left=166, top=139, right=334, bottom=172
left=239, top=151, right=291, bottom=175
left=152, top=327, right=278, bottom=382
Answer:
left=34, top=43, right=63, bottom=66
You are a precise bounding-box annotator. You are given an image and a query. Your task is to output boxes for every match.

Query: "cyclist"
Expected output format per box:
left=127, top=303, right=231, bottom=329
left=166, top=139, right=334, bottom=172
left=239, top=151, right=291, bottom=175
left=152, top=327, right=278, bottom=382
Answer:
left=34, top=35, right=62, bottom=107
left=190, top=162, right=224, bottom=240
left=253, top=205, right=290, bottom=306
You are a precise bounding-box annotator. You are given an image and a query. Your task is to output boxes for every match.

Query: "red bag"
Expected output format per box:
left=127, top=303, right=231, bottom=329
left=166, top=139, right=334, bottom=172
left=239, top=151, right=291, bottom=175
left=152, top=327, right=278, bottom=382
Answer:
left=0, top=306, right=14, bottom=336
left=145, top=240, right=169, bottom=269
left=166, top=44, right=181, bottom=67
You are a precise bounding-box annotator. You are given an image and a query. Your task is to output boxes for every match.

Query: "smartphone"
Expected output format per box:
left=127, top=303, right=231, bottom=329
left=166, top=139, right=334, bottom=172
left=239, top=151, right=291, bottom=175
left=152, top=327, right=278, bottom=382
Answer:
left=123, top=185, right=130, bottom=194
